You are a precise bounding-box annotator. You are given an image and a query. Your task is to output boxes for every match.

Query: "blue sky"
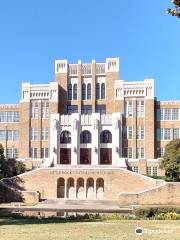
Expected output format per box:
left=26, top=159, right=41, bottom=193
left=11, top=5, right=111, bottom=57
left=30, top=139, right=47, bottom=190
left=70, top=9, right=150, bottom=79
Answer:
left=0, top=0, right=180, bottom=103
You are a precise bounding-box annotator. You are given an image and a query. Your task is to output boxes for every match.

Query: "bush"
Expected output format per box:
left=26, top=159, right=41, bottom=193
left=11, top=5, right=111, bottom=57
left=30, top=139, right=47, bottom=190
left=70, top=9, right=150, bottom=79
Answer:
left=155, top=212, right=180, bottom=220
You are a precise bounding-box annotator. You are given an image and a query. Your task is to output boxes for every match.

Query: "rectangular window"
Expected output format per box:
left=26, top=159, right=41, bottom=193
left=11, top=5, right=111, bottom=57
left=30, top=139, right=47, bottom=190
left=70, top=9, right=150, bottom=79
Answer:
left=13, top=148, right=19, bottom=158
left=156, top=109, right=161, bottom=121
left=153, top=166, right=158, bottom=176
left=123, top=147, right=132, bottom=158
left=7, top=130, right=19, bottom=141
left=137, top=126, right=144, bottom=140
left=7, top=130, right=13, bottom=141
left=172, top=109, right=179, bottom=120
left=132, top=166, right=138, bottom=173
left=173, top=128, right=180, bottom=139
left=125, top=101, right=133, bottom=117
left=164, top=109, right=171, bottom=120
left=30, top=128, right=38, bottom=140
left=137, top=147, right=144, bottom=158
left=30, top=102, right=38, bottom=119
left=0, top=130, right=6, bottom=141
left=95, top=104, right=106, bottom=114
left=81, top=105, right=92, bottom=114
left=164, top=128, right=171, bottom=140
left=41, top=102, right=49, bottom=118
left=7, top=148, right=13, bottom=158
left=41, top=127, right=49, bottom=141
left=137, top=100, right=144, bottom=117
left=127, top=126, right=133, bottom=139
left=146, top=166, right=151, bottom=176
left=41, top=147, right=49, bottom=158
left=67, top=105, right=78, bottom=114
left=157, top=147, right=165, bottom=158
left=30, top=148, right=38, bottom=158
left=157, top=129, right=161, bottom=141
left=0, top=111, right=19, bottom=122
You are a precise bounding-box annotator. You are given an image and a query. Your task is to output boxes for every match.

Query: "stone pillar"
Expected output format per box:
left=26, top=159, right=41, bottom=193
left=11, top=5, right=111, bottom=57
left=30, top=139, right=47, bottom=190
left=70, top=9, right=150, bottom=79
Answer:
left=91, top=113, right=100, bottom=166
left=64, top=179, right=67, bottom=199
left=71, top=114, right=79, bottom=165
left=74, top=179, right=77, bottom=200
left=84, top=179, right=87, bottom=200
left=94, top=180, right=97, bottom=200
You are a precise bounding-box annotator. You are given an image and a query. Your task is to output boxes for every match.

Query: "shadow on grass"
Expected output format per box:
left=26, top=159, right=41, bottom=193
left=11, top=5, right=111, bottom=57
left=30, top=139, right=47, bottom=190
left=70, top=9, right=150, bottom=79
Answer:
left=0, top=214, right=103, bottom=226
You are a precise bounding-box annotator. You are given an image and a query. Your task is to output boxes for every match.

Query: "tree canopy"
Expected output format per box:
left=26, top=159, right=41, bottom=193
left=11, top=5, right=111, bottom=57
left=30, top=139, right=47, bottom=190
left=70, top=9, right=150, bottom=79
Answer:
left=161, top=139, right=180, bottom=181
left=167, top=0, right=180, bottom=18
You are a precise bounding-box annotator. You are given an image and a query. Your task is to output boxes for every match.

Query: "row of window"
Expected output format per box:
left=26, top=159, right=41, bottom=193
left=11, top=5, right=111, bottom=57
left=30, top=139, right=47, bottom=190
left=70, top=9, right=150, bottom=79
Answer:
left=132, top=166, right=158, bottom=176
left=6, top=148, right=19, bottom=158
left=29, top=147, right=49, bottom=158
left=123, top=126, right=145, bottom=140
left=157, top=128, right=180, bottom=141
left=0, top=111, right=19, bottom=122
left=0, top=130, right=19, bottom=141
left=30, top=127, right=49, bottom=141
left=67, top=104, right=106, bottom=114
left=60, top=130, right=112, bottom=144
left=30, top=102, right=49, bottom=119
left=157, top=108, right=180, bottom=121
left=125, top=100, right=144, bottom=118
left=67, top=83, right=106, bottom=101
left=123, top=147, right=144, bottom=159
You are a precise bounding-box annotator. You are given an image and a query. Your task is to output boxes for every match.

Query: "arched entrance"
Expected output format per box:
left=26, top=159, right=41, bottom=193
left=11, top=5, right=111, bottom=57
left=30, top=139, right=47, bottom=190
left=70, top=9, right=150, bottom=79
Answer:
left=67, top=178, right=75, bottom=199
left=87, top=178, right=94, bottom=200
left=96, top=178, right=104, bottom=200
left=57, top=178, right=65, bottom=198
left=77, top=178, right=84, bottom=199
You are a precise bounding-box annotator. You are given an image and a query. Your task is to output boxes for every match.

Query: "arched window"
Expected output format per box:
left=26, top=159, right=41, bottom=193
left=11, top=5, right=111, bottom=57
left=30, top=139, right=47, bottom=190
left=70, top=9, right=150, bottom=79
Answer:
left=100, top=130, right=112, bottom=143
left=101, top=83, right=105, bottom=99
left=60, top=131, right=71, bottom=144
left=96, top=83, right=100, bottom=100
left=68, top=84, right=72, bottom=100
left=87, top=83, right=91, bottom=100
left=73, top=84, right=77, bottom=100
left=80, top=130, right=92, bottom=143
left=82, top=83, right=86, bottom=100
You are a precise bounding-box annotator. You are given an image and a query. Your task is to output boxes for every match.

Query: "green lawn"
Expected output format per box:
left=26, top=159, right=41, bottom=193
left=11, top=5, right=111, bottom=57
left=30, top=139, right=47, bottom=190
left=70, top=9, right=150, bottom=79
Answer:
left=0, top=218, right=180, bottom=240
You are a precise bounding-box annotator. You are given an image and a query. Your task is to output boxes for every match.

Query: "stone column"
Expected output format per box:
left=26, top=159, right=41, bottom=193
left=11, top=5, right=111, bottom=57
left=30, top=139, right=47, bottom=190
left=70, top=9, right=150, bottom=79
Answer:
left=94, top=180, right=97, bottom=200
left=74, top=179, right=77, bottom=200
left=64, top=179, right=67, bottom=199
left=84, top=179, right=87, bottom=200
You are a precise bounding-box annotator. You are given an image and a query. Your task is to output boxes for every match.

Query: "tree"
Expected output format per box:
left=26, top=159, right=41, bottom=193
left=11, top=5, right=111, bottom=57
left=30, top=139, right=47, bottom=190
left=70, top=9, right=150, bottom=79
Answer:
left=14, top=161, right=26, bottom=175
left=167, top=0, right=180, bottom=18
left=0, top=144, right=6, bottom=179
left=160, top=139, right=180, bottom=181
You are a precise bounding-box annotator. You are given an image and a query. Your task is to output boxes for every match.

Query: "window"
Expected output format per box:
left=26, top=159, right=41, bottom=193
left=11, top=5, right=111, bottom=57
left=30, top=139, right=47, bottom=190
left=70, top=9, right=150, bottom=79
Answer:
left=41, top=127, right=49, bottom=141
left=30, top=128, right=38, bottom=140
left=137, top=147, right=144, bottom=158
left=67, top=105, right=78, bottom=114
left=157, top=147, right=165, bottom=158
left=173, top=128, right=180, bottom=139
left=137, top=126, right=144, bottom=140
left=137, top=100, right=144, bottom=117
left=80, top=148, right=91, bottom=164
left=125, top=101, right=133, bottom=117
left=80, top=130, right=91, bottom=143
left=156, top=109, right=161, bottom=121
left=30, top=102, right=38, bottom=119
left=101, top=83, right=105, bottom=99
left=68, top=84, right=72, bottom=100
left=96, top=83, right=100, bottom=100
left=30, top=148, right=38, bottom=158
left=73, top=84, right=77, bottom=100
left=95, top=104, right=106, bottom=114
left=157, top=129, right=161, bottom=141
left=41, top=148, right=49, bottom=158
left=82, top=83, right=86, bottom=100
left=100, top=130, right=112, bottom=143
left=7, top=148, right=19, bottom=158
left=42, top=102, right=49, bottom=118
left=132, top=166, right=138, bottom=173
left=0, top=130, right=6, bottom=141
left=172, top=109, right=179, bottom=120
left=123, top=147, right=132, bottom=158
left=164, top=109, right=171, bottom=120
left=146, top=166, right=158, bottom=176
left=60, top=131, right=71, bottom=144
left=87, top=83, right=91, bottom=100
left=164, top=128, right=171, bottom=140
left=81, top=105, right=92, bottom=114
left=7, top=130, right=19, bottom=141
left=0, top=111, right=19, bottom=122
left=124, top=126, right=132, bottom=139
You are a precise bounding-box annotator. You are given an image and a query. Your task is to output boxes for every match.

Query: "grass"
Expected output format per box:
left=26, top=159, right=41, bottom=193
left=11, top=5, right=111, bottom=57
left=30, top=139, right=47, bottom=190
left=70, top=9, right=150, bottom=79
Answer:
left=0, top=217, right=180, bottom=240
